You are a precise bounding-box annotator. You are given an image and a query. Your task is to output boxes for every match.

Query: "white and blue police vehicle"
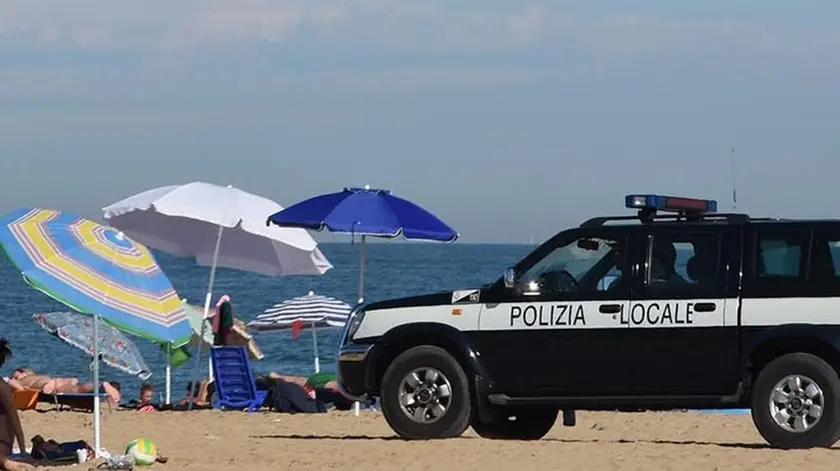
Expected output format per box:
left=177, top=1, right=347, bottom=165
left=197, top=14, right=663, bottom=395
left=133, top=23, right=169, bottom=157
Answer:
left=336, top=194, right=840, bottom=449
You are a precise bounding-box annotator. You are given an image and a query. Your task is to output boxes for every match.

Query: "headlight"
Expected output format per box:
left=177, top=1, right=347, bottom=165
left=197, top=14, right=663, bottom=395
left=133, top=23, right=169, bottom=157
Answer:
left=346, top=308, right=366, bottom=340
left=340, top=304, right=367, bottom=345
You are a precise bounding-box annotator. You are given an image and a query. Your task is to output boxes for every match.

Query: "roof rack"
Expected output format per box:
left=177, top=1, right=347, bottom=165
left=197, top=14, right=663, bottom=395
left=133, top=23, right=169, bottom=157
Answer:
left=580, top=212, right=750, bottom=228
left=580, top=193, right=749, bottom=228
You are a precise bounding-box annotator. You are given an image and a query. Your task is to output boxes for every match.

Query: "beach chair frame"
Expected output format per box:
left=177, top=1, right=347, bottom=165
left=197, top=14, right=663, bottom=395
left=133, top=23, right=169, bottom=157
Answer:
left=209, top=346, right=267, bottom=412
left=38, top=392, right=113, bottom=413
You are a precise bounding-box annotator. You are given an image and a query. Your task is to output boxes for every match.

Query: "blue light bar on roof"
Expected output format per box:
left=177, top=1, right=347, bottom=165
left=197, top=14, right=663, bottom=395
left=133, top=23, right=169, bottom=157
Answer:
left=625, top=194, right=718, bottom=213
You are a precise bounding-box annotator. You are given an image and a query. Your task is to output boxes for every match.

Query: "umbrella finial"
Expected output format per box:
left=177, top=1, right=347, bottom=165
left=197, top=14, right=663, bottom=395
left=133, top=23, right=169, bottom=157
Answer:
left=308, top=290, right=315, bottom=296
left=116, top=231, right=125, bottom=241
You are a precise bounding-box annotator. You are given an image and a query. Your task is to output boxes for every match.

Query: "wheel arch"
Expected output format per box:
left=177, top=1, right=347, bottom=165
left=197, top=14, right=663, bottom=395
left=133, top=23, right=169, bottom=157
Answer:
left=368, top=322, right=489, bottom=395
left=746, top=324, right=840, bottom=381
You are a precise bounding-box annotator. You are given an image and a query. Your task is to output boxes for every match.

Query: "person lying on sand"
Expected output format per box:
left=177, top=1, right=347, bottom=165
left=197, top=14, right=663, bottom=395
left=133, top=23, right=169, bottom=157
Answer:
left=263, top=371, right=339, bottom=391
left=9, top=368, right=121, bottom=405
left=0, top=340, right=35, bottom=471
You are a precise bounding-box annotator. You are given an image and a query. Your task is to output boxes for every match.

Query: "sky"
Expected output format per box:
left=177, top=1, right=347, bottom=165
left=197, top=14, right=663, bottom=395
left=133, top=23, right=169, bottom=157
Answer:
left=0, top=0, right=838, bottom=243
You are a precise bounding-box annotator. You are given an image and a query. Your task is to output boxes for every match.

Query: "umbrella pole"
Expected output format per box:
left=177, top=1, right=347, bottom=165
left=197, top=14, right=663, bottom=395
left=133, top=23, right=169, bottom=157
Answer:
left=358, top=235, right=366, bottom=303
left=93, top=314, right=102, bottom=457
left=312, top=322, right=319, bottom=373
left=165, top=343, right=172, bottom=405
left=189, top=225, right=225, bottom=411
left=352, top=235, right=366, bottom=416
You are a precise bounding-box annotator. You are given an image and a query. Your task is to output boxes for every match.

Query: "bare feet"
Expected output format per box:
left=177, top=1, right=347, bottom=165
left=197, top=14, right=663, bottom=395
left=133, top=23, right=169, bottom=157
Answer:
left=1, top=457, right=35, bottom=471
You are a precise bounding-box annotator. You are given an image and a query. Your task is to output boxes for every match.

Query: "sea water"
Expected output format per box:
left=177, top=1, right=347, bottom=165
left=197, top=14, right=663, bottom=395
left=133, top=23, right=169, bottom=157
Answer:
left=0, top=242, right=530, bottom=401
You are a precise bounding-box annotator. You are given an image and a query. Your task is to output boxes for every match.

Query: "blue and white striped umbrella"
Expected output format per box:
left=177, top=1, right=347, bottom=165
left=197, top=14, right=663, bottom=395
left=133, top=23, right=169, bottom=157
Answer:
left=247, top=292, right=351, bottom=372
left=248, top=292, right=351, bottom=333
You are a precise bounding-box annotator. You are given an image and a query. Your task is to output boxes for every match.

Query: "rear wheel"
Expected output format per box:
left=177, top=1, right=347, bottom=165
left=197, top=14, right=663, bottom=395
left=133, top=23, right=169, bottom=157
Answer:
left=380, top=345, right=472, bottom=440
left=751, top=352, right=840, bottom=449
left=471, top=407, right=558, bottom=440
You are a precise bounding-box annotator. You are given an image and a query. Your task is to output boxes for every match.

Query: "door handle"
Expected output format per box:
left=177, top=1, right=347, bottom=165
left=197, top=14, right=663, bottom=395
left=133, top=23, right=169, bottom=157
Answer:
left=599, top=304, right=622, bottom=314
left=694, top=302, right=716, bottom=312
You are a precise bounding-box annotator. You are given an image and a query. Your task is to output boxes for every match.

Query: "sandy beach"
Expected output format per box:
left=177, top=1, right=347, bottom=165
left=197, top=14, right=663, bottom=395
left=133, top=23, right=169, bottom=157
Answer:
left=15, top=408, right=840, bottom=471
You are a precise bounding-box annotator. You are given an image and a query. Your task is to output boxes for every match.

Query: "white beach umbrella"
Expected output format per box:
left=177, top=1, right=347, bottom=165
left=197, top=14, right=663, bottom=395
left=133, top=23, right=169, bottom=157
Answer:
left=102, top=182, right=333, bottom=403
left=248, top=291, right=351, bottom=372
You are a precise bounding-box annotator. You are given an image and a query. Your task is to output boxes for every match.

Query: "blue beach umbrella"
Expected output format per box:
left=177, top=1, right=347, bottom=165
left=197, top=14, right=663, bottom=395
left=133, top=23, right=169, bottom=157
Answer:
left=0, top=208, right=192, bottom=345
left=266, top=186, right=458, bottom=302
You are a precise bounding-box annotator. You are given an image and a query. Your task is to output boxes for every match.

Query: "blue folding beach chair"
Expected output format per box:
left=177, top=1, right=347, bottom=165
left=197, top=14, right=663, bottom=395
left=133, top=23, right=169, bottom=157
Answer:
left=210, top=346, right=267, bottom=412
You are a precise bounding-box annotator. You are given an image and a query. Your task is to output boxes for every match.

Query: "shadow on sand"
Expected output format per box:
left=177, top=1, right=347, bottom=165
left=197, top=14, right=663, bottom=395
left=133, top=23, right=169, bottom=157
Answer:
left=251, top=434, right=809, bottom=450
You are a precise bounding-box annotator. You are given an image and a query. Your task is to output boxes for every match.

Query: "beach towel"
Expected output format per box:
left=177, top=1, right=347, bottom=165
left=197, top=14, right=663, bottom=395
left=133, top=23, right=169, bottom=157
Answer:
left=266, top=380, right=327, bottom=414
left=30, top=436, right=93, bottom=462
left=305, top=372, right=337, bottom=390
left=213, top=295, right=234, bottom=346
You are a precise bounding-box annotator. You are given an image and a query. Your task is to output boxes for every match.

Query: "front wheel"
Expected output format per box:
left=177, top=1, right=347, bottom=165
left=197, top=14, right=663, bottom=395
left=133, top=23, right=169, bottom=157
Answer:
left=472, top=407, right=558, bottom=440
left=751, top=352, right=840, bottom=449
left=380, top=345, right=473, bottom=440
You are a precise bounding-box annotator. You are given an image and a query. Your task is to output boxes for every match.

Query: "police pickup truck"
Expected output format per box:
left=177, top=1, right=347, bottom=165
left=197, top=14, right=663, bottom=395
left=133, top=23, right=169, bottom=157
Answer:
left=336, top=194, right=840, bottom=449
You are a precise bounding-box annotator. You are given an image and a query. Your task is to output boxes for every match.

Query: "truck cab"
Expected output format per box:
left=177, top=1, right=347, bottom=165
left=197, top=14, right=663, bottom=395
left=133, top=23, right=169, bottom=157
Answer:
left=336, top=194, right=840, bottom=449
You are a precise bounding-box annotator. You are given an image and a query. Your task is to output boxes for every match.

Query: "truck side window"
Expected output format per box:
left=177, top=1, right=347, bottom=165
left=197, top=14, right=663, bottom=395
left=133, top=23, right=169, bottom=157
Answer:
left=756, top=234, right=805, bottom=278
left=808, top=227, right=840, bottom=286
left=745, top=227, right=810, bottom=297
left=645, top=233, right=721, bottom=296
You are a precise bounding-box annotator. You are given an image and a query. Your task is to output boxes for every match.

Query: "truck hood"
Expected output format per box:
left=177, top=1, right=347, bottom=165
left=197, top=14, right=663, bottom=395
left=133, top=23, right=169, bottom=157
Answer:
left=363, top=288, right=486, bottom=311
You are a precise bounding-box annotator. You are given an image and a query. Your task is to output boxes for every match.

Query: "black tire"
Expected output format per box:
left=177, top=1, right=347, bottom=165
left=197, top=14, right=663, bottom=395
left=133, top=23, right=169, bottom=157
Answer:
left=380, top=345, right=472, bottom=440
left=751, top=352, right=840, bottom=449
left=472, top=407, right=558, bottom=440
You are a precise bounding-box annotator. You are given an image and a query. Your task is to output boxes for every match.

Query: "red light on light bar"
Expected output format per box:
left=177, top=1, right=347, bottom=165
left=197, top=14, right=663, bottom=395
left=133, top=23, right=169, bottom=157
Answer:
left=665, top=197, right=709, bottom=211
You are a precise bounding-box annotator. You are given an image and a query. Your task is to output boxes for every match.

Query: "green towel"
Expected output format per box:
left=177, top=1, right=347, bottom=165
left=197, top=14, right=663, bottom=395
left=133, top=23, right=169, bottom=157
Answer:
left=306, top=372, right=337, bottom=389
left=160, top=343, right=191, bottom=368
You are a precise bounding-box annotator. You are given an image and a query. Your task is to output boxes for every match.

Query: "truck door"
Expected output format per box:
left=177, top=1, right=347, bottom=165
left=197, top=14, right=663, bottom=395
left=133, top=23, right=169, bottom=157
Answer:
left=475, top=227, right=634, bottom=397
left=625, top=225, right=742, bottom=395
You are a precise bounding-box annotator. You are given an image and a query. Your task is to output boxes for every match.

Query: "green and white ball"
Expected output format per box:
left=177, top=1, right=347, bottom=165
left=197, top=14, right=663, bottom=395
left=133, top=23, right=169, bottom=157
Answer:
left=125, top=438, right=157, bottom=466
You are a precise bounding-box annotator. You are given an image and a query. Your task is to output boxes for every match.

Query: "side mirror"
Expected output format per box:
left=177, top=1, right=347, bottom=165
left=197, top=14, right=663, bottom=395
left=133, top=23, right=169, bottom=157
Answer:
left=503, top=267, right=516, bottom=288
left=503, top=268, right=541, bottom=296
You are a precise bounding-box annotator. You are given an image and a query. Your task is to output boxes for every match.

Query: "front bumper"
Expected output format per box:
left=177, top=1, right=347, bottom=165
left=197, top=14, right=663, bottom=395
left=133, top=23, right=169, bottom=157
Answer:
left=335, top=303, right=374, bottom=402
left=336, top=343, right=374, bottom=400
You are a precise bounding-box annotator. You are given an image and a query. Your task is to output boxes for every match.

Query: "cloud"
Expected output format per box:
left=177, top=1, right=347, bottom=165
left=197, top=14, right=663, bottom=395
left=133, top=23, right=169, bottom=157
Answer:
left=0, top=0, right=838, bottom=96
left=0, top=0, right=834, bottom=60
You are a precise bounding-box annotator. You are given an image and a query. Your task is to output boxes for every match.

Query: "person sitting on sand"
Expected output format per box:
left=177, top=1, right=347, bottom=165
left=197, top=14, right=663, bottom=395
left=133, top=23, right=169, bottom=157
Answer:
left=125, top=383, right=156, bottom=412
left=138, top=383, right=154, bottom=405
left=8, top=368, right=121, bottom=405
left=0, top=339, right=35, bottom=471
left=176, top=380, right=212, bottom=407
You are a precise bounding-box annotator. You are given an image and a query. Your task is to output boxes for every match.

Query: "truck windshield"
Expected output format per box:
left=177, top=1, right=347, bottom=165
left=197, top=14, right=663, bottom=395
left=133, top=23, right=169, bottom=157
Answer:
left=520, top=237, right=617, bottom=284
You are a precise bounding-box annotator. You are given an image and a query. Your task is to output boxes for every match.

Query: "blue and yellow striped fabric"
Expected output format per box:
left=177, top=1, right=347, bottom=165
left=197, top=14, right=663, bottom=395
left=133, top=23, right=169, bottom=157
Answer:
left=0, top=208, right=191, bottom=346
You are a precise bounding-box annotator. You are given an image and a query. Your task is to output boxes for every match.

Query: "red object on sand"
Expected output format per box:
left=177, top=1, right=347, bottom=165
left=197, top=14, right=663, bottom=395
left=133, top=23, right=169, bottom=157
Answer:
left=291, top=320, right=302, bottom=340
